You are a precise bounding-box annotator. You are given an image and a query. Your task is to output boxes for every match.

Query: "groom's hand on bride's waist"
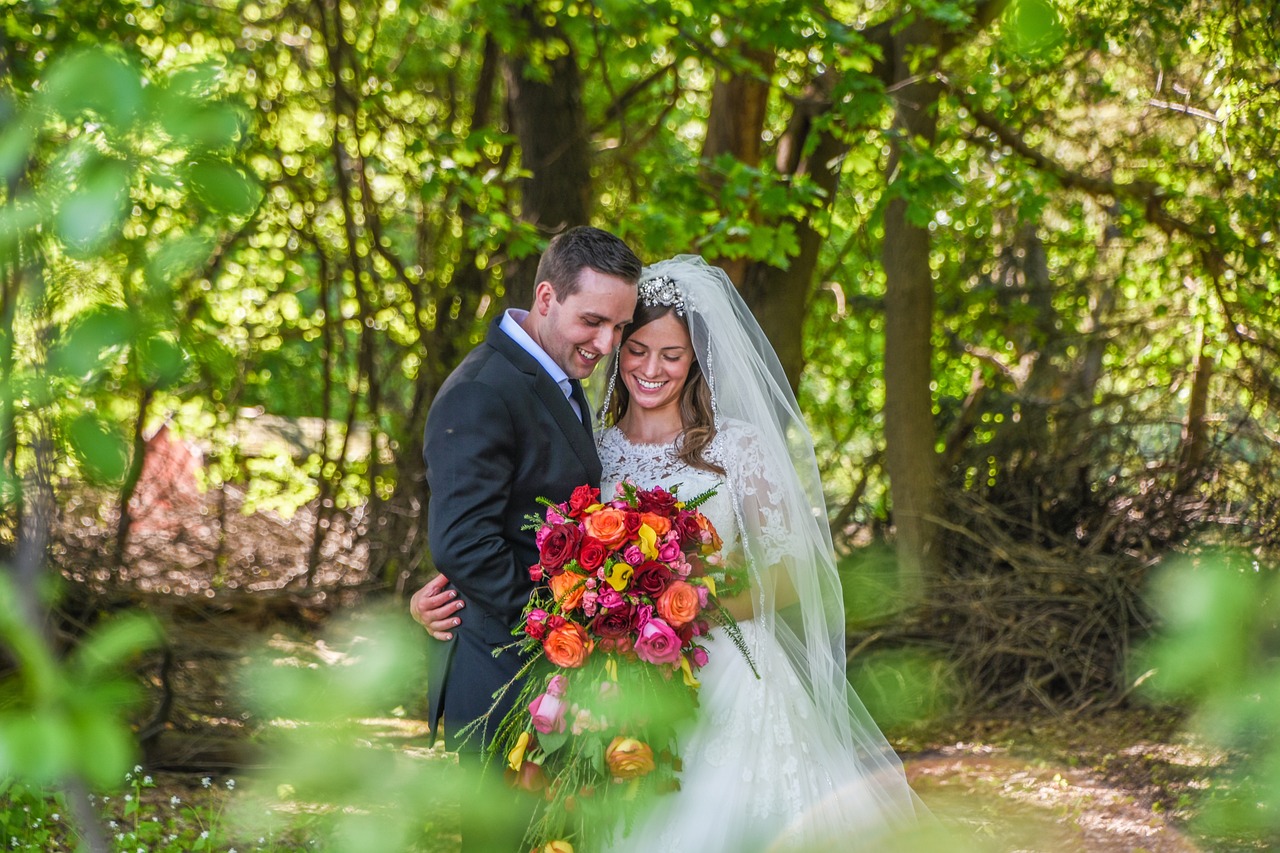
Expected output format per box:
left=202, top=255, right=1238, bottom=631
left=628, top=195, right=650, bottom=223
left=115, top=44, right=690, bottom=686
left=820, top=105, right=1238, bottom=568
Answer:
left=410, top=573, right=465, bottom=641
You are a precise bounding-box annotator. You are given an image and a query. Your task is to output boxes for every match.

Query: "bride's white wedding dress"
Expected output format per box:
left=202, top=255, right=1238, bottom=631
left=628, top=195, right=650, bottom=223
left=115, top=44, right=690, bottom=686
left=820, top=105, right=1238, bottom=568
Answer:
left=599, top=423, right=923, bottom=853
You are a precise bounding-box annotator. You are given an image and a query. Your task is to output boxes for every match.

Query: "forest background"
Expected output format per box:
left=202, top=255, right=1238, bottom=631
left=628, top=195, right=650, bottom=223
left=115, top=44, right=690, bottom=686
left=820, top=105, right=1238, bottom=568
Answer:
left=2, top=0, right=1279, bottom=850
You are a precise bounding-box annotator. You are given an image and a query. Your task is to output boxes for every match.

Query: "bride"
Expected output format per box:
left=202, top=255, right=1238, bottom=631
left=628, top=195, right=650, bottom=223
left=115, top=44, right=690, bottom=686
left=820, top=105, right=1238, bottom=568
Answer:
left=596, top=256, right=924, bottom=851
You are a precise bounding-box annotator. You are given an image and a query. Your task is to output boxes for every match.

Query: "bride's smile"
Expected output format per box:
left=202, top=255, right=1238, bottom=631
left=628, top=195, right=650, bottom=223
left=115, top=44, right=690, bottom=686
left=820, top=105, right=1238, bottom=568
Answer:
left=619, top=312, right=694, bottom=418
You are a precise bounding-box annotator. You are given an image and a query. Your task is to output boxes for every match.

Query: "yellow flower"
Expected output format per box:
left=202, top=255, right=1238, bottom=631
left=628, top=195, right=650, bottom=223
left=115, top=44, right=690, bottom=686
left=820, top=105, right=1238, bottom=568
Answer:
left=605, top=655, right=618, bottom=682
left=700, top=576, right=717, bottom=598
left=680, top=655, right=701, bottom=689
left=541, top=842, right=574, bottom=853
left=605, top=562, right=633, bottom=591
left=638, top=523, right=658, bottom=559
left=507, top=730, right=531, bottom=772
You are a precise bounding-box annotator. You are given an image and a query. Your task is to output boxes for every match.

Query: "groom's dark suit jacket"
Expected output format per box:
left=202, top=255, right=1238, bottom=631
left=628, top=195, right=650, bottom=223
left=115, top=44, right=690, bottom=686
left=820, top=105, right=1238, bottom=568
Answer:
left=424, top=318, right=601, bottom=748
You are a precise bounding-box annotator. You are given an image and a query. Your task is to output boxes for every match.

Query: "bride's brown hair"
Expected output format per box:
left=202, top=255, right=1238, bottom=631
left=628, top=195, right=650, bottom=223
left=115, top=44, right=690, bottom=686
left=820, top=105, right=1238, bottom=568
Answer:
left=604, top=303, right=724, bottom=476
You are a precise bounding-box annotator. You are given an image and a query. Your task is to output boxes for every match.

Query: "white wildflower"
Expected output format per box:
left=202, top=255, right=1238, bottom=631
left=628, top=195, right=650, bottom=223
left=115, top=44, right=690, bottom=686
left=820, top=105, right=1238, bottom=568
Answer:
left=226, top=778, right=236, bottom=790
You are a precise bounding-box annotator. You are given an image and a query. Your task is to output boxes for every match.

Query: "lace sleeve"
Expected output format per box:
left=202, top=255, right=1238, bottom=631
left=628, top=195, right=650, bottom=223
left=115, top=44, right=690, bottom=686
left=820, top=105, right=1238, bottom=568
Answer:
left=720, top=422, right=792, bottom=571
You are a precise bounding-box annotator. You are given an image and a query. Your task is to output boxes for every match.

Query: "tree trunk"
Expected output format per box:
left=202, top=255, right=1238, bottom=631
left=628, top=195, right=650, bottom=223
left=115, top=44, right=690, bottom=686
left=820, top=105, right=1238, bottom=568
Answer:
left=881, top=20, right=943, bottom=600
left=501, top=2, right=592, bottom=308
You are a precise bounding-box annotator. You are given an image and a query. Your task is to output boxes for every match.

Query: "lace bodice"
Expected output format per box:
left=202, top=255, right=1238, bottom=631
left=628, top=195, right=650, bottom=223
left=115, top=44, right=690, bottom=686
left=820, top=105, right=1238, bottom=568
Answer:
left=597, top=420, right=791, bottom=570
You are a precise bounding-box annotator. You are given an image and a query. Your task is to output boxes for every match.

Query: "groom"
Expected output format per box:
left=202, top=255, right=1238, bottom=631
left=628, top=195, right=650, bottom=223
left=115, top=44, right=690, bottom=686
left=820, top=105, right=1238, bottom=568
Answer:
left=412, top=226, right=640, bottom=850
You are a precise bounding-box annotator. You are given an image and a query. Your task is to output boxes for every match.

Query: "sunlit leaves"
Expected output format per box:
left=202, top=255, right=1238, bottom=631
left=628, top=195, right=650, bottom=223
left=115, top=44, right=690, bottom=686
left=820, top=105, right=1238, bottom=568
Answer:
left=0, top=576, right=161, bottom=790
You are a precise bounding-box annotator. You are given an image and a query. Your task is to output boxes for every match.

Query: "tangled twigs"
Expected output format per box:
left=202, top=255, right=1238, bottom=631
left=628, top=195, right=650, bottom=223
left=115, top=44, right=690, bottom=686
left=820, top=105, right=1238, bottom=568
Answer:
left=853, top=492, right=1157, bottom=714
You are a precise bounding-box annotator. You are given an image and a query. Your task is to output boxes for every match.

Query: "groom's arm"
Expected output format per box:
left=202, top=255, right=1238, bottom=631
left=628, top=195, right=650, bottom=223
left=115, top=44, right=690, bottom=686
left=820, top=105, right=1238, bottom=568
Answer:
left=425, top=379, right=532, bottom=619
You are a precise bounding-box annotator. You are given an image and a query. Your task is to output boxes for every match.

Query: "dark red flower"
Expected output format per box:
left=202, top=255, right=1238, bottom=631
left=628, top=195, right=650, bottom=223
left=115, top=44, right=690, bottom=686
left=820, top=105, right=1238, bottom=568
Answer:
left=638, top=486, right=678, bottom=515
left=623, top=511, right=642, bottom=536
left=633, top=560, right=673, bottom=597
left=539, top=523, right=582, bottom=572
left=675, top=511, right=702, bottom=547
left=592, top=602, right=636, bottom=639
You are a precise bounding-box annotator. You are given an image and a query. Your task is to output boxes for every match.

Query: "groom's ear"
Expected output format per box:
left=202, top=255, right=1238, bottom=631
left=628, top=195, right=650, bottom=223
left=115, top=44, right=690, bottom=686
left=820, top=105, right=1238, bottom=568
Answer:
left=532, top=280, right=556, bottom=316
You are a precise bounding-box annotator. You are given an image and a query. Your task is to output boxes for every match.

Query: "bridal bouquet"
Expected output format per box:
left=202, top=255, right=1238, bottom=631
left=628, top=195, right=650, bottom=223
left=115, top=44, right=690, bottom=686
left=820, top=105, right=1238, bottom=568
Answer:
left=485, top=480, right=744, bottom=852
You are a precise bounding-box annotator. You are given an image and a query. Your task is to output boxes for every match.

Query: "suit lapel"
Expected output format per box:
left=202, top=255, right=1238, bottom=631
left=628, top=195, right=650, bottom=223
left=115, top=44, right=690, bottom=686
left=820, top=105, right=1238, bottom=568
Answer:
left=486, top=322, right=603, bottom=483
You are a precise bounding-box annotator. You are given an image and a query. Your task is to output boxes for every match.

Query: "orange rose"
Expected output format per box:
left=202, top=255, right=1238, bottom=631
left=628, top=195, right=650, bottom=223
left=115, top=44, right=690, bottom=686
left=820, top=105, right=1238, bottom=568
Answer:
left=605, top=735, right=655, bottom=780
left=656, top=580, right=700, bottom=627
left=583, top=508, right=629, bottom=548
left=548, top=570, right=587, bottom=612
left=697, top=514, right=723, bottom=553
left=639, top=511, right=671, bottom=537
left=543, top=622, right=591, bottom=668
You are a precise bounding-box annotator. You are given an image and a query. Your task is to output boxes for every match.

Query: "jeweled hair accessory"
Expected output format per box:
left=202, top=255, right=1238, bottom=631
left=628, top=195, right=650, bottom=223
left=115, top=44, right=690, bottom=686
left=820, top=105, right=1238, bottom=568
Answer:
left=638, top=274, right=685, bottom=316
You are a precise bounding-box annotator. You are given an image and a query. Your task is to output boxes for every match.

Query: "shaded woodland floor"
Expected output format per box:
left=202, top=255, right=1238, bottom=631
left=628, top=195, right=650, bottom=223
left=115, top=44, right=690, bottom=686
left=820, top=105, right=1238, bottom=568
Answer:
left=44, top=492, right=1276, bottom=852
left=65, top=584, right=1263, bottom=853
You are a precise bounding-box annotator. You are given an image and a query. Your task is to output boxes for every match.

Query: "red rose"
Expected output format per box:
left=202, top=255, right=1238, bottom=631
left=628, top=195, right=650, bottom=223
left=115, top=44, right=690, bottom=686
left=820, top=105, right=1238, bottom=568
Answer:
left=633, top=560, right=673, bottom=598
left=675, top=511, right=702, bottom=546
left=568, top=485, right=601, bottom=518
left=577, top=536, right=607, bottom=572
left=623, top=511, right=642, bottom=536
left=591, top=602, right=636, bottom=639
left=638, top=486, right=677, bottom=515
left=539, top=523, right=582, bottom=572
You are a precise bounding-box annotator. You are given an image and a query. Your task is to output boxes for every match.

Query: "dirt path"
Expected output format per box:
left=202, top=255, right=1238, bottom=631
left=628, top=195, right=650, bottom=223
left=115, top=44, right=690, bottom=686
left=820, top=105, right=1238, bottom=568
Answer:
left=907, top=747, right=1200, bottom=852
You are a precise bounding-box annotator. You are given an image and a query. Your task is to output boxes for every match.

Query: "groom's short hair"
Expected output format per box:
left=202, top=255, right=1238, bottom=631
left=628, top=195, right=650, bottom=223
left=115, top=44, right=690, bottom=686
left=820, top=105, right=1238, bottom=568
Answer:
left=535, top=226, right=642, bottom=300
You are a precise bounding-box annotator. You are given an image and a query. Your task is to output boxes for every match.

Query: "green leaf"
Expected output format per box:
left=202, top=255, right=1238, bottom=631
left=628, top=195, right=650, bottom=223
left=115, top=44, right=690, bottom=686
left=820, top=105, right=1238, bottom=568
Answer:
left=49, top=307, right=136, bottom=378
left=138, top=334, right=187, bottom=388
left=69, top=614, right=163, bottom=679
left=186, top=159, right=263, bottom=217
left=54, top=159, right=132, bottom=256
left=66, top=412, right=131, bottom=485
left=40, top=50, right=144, bottom=130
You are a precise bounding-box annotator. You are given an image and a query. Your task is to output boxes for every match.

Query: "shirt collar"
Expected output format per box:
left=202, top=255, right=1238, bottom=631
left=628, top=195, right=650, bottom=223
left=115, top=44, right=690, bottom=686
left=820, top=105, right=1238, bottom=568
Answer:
left=499, top=309, right=571, bottom=389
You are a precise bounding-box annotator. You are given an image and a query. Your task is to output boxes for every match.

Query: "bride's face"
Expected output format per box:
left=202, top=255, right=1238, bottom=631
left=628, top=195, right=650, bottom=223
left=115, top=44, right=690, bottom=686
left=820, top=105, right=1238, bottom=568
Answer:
left=619, top=312, right=695, bottom=415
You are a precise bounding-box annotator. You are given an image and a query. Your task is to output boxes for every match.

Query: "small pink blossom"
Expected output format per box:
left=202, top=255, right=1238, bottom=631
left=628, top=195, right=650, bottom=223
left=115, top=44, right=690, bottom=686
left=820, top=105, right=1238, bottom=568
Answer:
left=529, top=691, right=567, bottom=734
left=547, top=674, right=568, bottom=697
left=657, top=539, right=681, bottom=563
left=623, top=544, right=645, bottom=565
left=690, top=647, right=709, bottom=668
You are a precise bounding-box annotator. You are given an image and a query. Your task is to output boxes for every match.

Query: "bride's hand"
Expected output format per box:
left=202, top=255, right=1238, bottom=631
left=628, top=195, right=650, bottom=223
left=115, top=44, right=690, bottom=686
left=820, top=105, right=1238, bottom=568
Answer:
left=410, top=573, right=464, bottom=640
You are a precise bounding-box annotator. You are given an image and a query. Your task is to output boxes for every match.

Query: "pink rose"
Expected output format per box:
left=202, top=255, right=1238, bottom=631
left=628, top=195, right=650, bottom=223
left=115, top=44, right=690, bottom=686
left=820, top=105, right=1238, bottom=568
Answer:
left=597, top=586, right=623, bottom=610
left=623, top=544, right=645, bottom=566
left=634, top=617, right=682, bottom=665
left=529, top=691, right=568, bottom=734
left=690, top=647, right=709, bottom=668
left=547, top=674, right=567, bottom=697
left=658, top=539, right=681, bottom=563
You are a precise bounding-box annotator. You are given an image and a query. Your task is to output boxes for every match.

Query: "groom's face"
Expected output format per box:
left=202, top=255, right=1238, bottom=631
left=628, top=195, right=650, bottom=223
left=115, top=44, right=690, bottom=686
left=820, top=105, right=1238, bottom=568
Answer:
left=533, top=269, right=637, bottom=380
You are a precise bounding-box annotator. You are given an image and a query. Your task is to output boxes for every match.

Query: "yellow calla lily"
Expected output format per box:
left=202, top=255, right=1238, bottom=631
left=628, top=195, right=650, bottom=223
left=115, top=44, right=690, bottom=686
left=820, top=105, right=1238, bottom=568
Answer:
left=586, top=503, right=604, bottom=513
left=507, top=730, right=531, bottom=772
left=638, top=523, right=658, bottom=559
left=605, top=655, right=618, bottom=682
left=680, top=655, right=701, bottom=689
left=701, top=576, right=717, bottom=598
left=605, top=562, right=633, bottom=591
